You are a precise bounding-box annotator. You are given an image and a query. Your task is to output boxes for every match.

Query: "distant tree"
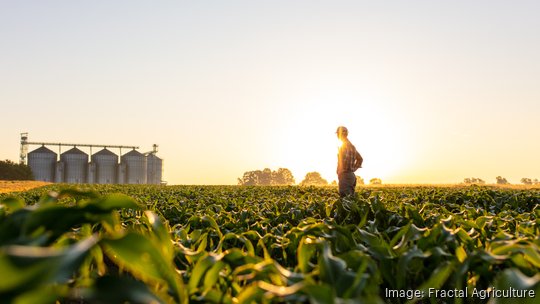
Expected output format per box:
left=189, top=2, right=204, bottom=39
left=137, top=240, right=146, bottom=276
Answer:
left=534, top=179, right=539, bottom=185
left=356, top=175, right=365, bottom=185
left=331, top=180, right=337, bottom=185
left=496, top=176, right=509, bottom=185
left=463, top=177, right=485, bottom=185
left=521, top=178, right=533, bottom=185
left=238, top=168, right=295, bottom=186
left=0, top=160, right=33, bottom=180
left=271, top=168, right=295, bottom=185
left=259, top=168, right=273, bottom=185
left=369, top=178, right=382, bottom=185
left=237, top=170, right=261, bottom=185
left=300, top=172, right=328, bottom=186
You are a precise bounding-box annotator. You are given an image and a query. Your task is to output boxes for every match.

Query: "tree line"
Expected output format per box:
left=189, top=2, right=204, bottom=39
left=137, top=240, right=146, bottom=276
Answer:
left=463, top=176, right=540, bottom=185
left=237, top=168, right=380, bottom=186
left=0, top=160, right=33, bottom=180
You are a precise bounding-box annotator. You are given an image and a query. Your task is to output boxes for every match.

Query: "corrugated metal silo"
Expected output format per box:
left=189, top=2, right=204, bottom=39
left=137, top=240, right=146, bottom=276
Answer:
left=92, top=148, right=118, bottom=184
left=27, top=146, right=57, bottom=182
left=146, top=154, right=162, bottom=185
left=61, top=147, right=88, bottom=183
left=121, top=149, right=147, bottom=184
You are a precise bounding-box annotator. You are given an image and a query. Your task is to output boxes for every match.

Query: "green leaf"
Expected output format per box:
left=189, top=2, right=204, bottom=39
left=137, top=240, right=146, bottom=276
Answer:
left=189, top=254, right=219, bottom=292
left=235, top=284, right=264, bottom=304
left=417, top=261, right=455, bottom=296
left=83, top=193, right=141, bottom=212
left=0, top=235, right=98, bottom=294
left=303, top=283, right=335, bottom=304
left=1, top=197, right=24, bottom=212
left=488, top=269, right=540, bottom=304
left=101, top=233, right=185, bottom=303
left=83, top=275, right=165, bottom=304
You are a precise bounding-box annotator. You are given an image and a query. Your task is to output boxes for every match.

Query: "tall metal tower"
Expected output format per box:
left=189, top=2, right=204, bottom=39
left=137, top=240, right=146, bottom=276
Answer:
left=20, top=132, right=28, bottom=164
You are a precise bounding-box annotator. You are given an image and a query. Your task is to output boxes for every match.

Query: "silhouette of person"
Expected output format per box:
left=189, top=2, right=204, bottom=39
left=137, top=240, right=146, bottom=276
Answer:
left=336, top=126, right=363, bottom=197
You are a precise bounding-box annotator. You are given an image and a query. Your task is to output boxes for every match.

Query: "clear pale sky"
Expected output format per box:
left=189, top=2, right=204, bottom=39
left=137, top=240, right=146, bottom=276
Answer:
left=1, top=1, right=539, bottom=185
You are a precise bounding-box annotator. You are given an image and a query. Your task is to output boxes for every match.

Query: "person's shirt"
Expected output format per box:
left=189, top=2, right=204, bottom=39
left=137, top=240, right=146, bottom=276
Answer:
left=337, top=139, right=363, bottom=174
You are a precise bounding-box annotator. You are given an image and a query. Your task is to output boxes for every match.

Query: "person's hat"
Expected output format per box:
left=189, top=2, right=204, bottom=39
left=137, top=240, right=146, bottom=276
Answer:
left=336, top=126, right=348, bottom=135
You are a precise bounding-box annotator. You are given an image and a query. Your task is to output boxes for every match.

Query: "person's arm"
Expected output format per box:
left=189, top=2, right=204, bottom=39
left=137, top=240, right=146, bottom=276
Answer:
left=353, top=150, right=363, bottom=170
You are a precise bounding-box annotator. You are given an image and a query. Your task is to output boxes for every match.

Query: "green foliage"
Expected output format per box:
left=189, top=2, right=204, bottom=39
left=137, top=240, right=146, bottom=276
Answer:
left=369, top=177, right=382, bottom=185
left=300, top=172, right=328, bottom=186
left=464, top=177, right=486, bottom=184
left=496, top=176, right=509, bottom=185
left=1, top=184, right=540, bottom=303
left=0, top=160, right=33, bottom=180
left=238, top=168, right=295, bottom=185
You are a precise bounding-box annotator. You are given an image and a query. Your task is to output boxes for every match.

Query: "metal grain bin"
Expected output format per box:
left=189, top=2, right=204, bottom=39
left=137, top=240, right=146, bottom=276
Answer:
left=92, top=148, right=118, bottom=184
left=146, top=154, right=162, bottom=185
left=27, top=146, right=57, bottom=182
left=60, top=147, right=88, bottom=183
left=121, top=149, right=147, bottom=184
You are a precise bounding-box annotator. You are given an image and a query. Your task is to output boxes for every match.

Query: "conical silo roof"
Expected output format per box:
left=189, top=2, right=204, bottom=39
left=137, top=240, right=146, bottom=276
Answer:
left=29, top=146, right=57, bottom=156
left=62, top=147, right=87, bottom=155
left=147, top=153, right=162, bottom=160
left=122, top=149, right=144, bottom=158
left=93, top=148, right=117, bottom=156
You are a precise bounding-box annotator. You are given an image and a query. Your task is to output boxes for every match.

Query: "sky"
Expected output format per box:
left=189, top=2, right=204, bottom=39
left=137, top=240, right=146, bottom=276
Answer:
left=1, top=1, right=539, bottom=185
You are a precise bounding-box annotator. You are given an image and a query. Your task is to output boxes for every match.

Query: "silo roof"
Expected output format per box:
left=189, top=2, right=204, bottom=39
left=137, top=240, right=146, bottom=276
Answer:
left=94, top=148, right=117, bottom=156
left=122, top=149, right=144, bottom=157
left=62, top=147, right=87, bottom=155
left=28, top=146, right=57, bottom=155
left=147, top=153, right=162, bottom=160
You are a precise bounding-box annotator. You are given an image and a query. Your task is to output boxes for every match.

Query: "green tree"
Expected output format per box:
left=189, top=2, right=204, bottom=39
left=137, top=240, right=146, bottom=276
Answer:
left=237, top=170, right=260, bottom=185
left=369, top=178, right=382, bottom=185
left=238, top=168, right=295, bottom=186
left=271, top=168, right=295, bottom=185
left=300, top=172, right=328, bottom=186
left=0, top=160, right=33, bottom=180
left=521, top=178, right=533, bottom=185
left=496, top=176, right=509, bottom=185
left=464, top=177, right=485, bottom=185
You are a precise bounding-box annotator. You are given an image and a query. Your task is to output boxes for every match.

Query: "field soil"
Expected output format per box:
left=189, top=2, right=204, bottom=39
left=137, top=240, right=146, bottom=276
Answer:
left=0, top=180, right=50, bottom=193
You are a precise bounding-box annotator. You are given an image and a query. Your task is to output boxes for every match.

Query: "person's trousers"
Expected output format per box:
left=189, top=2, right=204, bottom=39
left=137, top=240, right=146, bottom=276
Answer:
left=338, top=171, right=356, bottom=197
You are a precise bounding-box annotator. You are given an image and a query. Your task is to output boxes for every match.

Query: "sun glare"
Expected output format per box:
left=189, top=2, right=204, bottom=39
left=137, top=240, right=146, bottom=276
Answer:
left=271, top=94, right=412, bottom=184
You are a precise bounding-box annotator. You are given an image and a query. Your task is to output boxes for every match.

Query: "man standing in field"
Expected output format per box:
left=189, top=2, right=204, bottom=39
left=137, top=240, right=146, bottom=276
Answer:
left=336, top=126, right=363, bottom=197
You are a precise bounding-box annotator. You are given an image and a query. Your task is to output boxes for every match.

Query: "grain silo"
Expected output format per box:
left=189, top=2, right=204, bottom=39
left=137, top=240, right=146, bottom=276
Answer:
left=121, top=149, right=147, bottom=184
left=19, top=133, right=162, bottom=185
left=92, top=148, right=118, bottom=184
left=61, top=147, right=88, bottom=183
left=146, top=154, right=162, bottom=185
left=27, top=146, right=57, bottom=182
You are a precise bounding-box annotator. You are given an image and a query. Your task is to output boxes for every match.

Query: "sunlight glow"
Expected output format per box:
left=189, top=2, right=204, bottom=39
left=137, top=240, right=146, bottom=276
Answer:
left=269, top=91, right=413, bottom=184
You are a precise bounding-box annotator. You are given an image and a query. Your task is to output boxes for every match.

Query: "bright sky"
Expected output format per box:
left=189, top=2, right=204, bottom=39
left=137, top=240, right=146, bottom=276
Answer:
left=1, top=1, right=539, bottom=185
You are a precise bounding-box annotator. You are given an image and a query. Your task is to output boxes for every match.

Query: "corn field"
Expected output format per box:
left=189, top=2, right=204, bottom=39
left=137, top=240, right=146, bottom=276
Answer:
left=1, top=185, right=539, bottom=303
